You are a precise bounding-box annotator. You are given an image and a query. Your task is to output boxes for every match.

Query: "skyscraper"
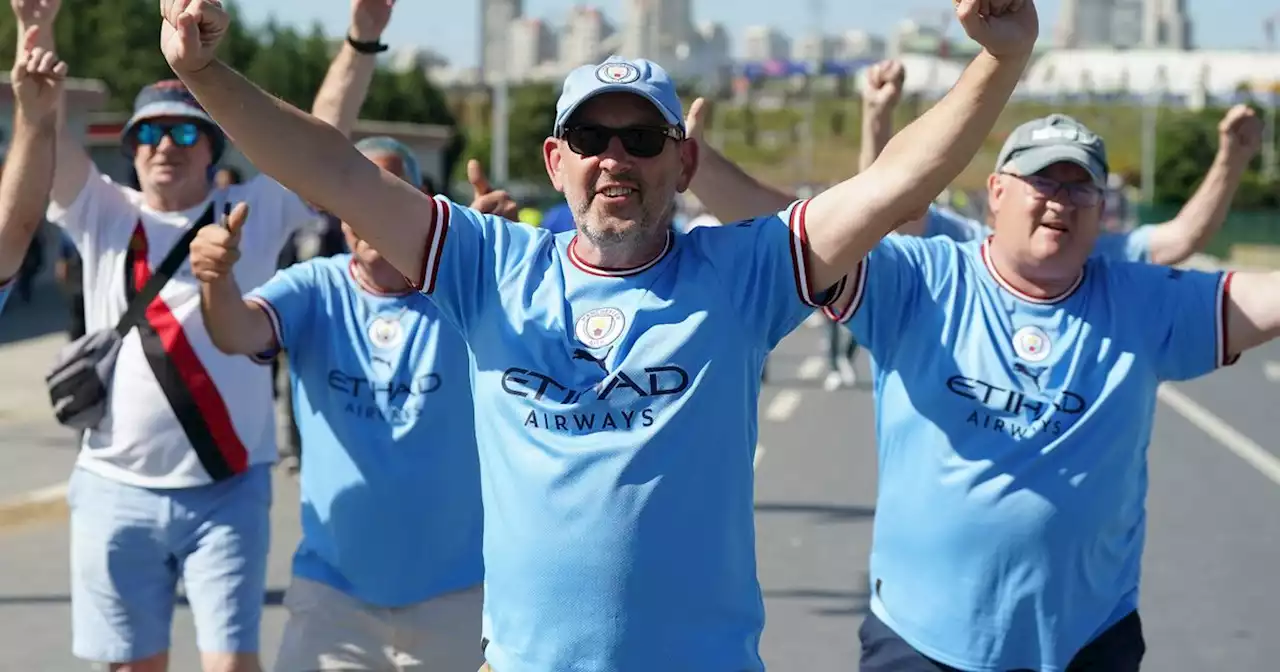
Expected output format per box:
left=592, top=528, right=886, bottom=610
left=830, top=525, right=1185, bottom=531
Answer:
left=480, top=0, right=523, bottom=82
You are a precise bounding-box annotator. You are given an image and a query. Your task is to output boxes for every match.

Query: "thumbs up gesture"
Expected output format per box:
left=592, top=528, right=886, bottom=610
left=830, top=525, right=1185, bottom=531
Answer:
left=191, top=202, right=250, bottom=284
left=466, top=159, right=520, bottom=221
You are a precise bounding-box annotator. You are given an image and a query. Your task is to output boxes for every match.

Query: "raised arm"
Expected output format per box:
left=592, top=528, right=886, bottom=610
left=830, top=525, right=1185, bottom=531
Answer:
left=802, top=0, right=1038, bottom=290
left=684, top=98, right=794, bottom=222
left=160, top=1, right=433, bottom=282
left=857, top=59, right=930, bottom=237
left=11, top=0, right=93, bottom=209
left=1224, top=271, right=1280, bottom=360
left=0, top=28, right=64, bottom=280
left=1144, top=105, right=1261, bottom=265
left=309, top=0, right=395, bottom=137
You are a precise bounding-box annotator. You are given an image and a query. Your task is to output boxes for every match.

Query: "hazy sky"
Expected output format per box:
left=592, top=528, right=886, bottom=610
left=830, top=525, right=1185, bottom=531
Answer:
left=239, top=1, right=1276, bottom=67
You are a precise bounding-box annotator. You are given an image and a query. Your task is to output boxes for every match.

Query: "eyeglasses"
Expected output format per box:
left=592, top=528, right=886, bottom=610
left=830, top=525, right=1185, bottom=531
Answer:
left=560, top=124, right=683, bottom=159
left=1003, top=173, right=1103, bottom=208
left=133, top=121, right=203, bottom=148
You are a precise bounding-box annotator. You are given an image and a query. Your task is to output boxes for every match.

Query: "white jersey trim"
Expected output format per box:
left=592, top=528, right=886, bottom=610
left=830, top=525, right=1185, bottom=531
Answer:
left=980, top=238, right=1084, bottom=305
left=415, top=194, right=451, bottom=294
left=1216, top=271, right=1238, bottom=368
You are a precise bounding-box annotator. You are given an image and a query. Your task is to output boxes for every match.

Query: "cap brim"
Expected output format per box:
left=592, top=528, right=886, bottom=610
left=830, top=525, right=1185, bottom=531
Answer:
left=555, top=84, right=684, bottom=134
left=1005, top=146, right=1107, bottom=187
left=123, top=101, right=217, bottom=137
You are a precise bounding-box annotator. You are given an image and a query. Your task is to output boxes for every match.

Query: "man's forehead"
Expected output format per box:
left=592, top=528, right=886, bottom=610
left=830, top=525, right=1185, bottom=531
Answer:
left=571, top=92, right=666, bottom=126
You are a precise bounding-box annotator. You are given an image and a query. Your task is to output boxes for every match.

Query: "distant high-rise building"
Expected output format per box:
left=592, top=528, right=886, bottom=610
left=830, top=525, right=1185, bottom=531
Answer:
left=742, top=26, right=790, bottom=62
left=561, top=6, right=615, bottom=69
left=508, top=18, right=556, bottom=81
left=623, top=0, right=694, bottom=69
left=1057, top=0, right=1190, bottom=49
left=480, top=0, right=523, bottom=82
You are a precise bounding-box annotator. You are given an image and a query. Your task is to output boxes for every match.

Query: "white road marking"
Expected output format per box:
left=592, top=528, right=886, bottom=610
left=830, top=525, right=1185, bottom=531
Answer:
left=797, top=356, right=826, bottom=381
left=765, top=390, right=802, bottom=422
left=1264, top=361, right=1280, bottom=382
left=0, top=482, right=68, bottom=508
left=754, top=445, right=766, bottom=470
left=1158, top=384, right=1280, bottom=487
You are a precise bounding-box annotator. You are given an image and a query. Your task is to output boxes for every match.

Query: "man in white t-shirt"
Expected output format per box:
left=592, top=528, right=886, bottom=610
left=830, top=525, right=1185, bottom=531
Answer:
left=25, top=0, right=401, bottom=669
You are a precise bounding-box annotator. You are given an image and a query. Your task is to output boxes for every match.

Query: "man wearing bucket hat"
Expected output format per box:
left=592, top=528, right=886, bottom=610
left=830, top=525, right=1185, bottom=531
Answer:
left=23, top=0, right=403, bottom=669
left=160, top=0, right=1041, bottom=668
left=814, top=113, right=1280, bottom=670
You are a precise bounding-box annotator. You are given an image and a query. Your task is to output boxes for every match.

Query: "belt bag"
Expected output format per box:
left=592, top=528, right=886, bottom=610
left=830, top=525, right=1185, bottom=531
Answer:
left=45, top=199, right=222, bottom=430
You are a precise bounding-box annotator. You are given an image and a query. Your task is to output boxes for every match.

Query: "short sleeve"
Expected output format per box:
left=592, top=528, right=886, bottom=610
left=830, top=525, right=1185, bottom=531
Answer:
left=924, top=205, right=988, bottom=241
left=700, top=199, right=844, bottom=349
left=231, top=175, right=319, bottom=261
left=1092, top=226, right=1152, bottom=263
left=1126, top=264, right=1236, bottom=381
left=411, top=194, right=545, bottom=334
left=244, top=260, right=321, bottom=360
left=823, top=235, right=945, bottom=361
left=45, top=164, right=138, bottom=248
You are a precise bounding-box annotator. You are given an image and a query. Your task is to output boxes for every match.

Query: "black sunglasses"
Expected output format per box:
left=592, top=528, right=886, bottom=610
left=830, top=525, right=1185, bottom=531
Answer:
left=1002, top=173, right=1103, bottom=208
left=560, top=124, right=683, bottom=159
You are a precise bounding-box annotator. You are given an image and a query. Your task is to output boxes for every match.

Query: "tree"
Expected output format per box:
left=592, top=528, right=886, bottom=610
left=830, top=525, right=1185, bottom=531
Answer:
left=1154, top=105, right=1279, bottom=208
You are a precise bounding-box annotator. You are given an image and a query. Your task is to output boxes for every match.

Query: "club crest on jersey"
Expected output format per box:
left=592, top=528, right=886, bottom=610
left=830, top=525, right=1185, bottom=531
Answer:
left=575, top=307, right=626, bottom=349
left=368, top=316, right=404, bottom=350
left=1012, top=325, right=1051, bottom=363
left=595, top=62, right=640, bottom=84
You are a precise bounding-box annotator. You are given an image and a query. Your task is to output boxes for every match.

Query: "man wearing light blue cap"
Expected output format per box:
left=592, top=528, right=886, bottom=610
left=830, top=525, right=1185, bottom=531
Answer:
left=163, top=1, right=1042, bottom=668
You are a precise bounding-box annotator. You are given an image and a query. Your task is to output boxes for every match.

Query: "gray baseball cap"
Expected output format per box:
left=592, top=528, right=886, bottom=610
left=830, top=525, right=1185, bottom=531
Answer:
left=995, top=114, right=1108, bottom=187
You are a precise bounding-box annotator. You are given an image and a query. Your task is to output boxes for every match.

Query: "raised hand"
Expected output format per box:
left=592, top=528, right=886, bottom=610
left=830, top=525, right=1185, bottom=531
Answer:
left=1218, top=104, right=1263, bottom=162
left=956, top=0, right=1038, bottom=60
left=11, top=25, right=67, bottom=124
left=467, top=159, right=519, bottom=222
left=160, top=0, right=229, bottom=75
left=10, top=0, right=61, bottom=27
left=191, top=202, right=249, bottom=284
left=350, top=0, right=395, bottom=42
left=685, top=97, right=710, bottom=142
left=862, top=60, right=905, bottom=112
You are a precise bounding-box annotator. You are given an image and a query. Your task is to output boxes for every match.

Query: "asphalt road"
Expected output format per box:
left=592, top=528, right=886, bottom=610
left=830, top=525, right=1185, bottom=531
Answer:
left=0, top=314, right=1277, bottom=670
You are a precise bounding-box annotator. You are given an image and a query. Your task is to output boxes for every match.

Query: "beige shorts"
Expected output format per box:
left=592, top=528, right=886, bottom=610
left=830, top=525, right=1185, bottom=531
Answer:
left=274, top=577, right=484, bottom=671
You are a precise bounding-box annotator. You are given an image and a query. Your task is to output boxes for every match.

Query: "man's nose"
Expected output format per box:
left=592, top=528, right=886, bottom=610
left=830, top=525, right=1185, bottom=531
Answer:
left=595, top=137, right=635, bottom=172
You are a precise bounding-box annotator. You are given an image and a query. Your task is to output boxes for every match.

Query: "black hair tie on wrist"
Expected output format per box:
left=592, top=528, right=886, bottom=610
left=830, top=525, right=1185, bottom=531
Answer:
left=346, top=35, right=388, bottom=54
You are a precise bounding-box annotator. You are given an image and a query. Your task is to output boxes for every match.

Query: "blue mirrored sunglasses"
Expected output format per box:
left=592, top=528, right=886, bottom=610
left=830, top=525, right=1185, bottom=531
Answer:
left=133, top=121, right=202, bottom=148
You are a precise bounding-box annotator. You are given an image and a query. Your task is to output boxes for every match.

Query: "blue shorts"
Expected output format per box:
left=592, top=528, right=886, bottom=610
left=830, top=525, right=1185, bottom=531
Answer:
left=68, top=465, right=272, bottom=663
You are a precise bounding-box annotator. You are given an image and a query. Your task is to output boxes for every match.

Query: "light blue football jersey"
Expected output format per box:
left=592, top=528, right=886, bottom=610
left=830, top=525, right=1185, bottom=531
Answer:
left=412, top=194, right=839, bottom=671
left=923, top=204, right=1153, bottom=263
left=831, top=235, right=1234, bottom=671
left=246, top=254, right=482, bottom=608
left=0, top=277, right=10, bottom=315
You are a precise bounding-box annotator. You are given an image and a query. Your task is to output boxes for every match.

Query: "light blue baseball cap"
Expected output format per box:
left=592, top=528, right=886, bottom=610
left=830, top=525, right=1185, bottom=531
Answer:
left=554, top=56, right=685, bottom=136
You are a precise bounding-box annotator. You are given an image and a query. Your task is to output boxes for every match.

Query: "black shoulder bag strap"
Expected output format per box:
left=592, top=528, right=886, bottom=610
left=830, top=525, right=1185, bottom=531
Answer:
left=114, top=198, right=225, bottom=337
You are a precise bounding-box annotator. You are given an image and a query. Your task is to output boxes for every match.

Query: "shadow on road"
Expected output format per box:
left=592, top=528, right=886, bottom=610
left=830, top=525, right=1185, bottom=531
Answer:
left=0, top=588, right=288, bottom=607
left=763, top=585, right=871, bottom=617
left=753, top=502, right=875, bottom=522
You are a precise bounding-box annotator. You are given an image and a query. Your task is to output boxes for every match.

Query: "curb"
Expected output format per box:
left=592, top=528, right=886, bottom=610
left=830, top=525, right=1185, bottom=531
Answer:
left=0, top=482, right=69, bottom=532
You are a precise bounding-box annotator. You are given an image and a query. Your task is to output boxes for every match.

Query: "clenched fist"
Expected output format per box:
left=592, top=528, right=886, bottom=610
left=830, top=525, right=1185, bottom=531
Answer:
left=160, top=0, right=230, bottom=75
left=956, top=0, right=1039, bottom=60
left=1217, top=104, right=1263, bottom=164
left=862, top=60, right=905, bottom=112
left=190, top=202, right=250, bottom=284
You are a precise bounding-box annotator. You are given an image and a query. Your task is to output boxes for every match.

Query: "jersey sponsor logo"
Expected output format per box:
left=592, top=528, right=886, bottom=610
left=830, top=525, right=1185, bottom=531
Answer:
left=1012, top=325, right=1051, bottom=363
left=501, top=364, right=690, bottom=433
left=368, top=315, right=405, bottom=350
left=328, top=369, right=442, bottom=424
left=596, top=62, right=640, bottom=84
left=575, top=307, right=626, bottom=349
left=946, top=375, right=1089, bottom=439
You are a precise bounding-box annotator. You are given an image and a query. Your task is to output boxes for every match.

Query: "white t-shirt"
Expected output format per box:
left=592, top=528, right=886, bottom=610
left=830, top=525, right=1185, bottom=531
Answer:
left=47, top=166, right=316, bottom=488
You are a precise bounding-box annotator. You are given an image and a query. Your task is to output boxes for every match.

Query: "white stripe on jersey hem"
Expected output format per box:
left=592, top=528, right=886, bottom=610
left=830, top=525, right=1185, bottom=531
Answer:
left=567, top=230, right=673, bottom=277
left=789, top=199, right=819, bottom=307
left=980, top=238, right=1084, bottom=304
left=1216, top=271, right=1238, bottom=367
left=418, top=194, right=451, bottom=294
left=244, top=295, right=283, bottom=363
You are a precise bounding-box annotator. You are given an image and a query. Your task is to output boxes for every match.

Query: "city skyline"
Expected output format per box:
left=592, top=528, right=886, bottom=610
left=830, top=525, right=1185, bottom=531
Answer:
left=240, top=0, right=1280, bottom=69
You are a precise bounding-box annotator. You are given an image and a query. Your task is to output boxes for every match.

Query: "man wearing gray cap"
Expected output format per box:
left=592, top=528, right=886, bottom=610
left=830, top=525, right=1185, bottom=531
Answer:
left=159, top=0, right=1041, bottom=669
left=815, top=114, right=1280, bottom=671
